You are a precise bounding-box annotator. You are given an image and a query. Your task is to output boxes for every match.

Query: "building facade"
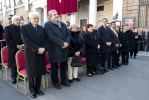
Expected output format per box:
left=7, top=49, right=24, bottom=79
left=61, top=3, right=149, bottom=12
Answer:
left=122, top=0, right=149, bottom=29
left=0, top=0, right=123, bottom=28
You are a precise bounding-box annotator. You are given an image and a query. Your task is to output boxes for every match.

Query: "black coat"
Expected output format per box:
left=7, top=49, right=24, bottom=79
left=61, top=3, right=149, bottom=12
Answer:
left=69, top=31, right=84, bottom=57
left=130, top=32, right=140, bottom=53
left=4, top=24, right=23, bottom=68
left=44, top=21, right=70, bottom=63
left=122, top=29, right=133, bottom=52
left=84, top=31, right=99, bottom=66
left=79, top=31, right=86, bottom=43
left=20, top=23, right=46, bottom=78
left=0, top=24, right=3, bottom=40
left=110, top=28, right=119, bottom=51
left=117, top=31, right=123, bottom=53
left=98, top=26, right=112, bottom=53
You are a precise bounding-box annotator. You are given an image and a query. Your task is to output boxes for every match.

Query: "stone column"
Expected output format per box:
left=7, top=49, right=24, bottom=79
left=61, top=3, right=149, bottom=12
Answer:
left=70, top=12, right=78, bottom=25
left=89, top=0, right=97, bottom=26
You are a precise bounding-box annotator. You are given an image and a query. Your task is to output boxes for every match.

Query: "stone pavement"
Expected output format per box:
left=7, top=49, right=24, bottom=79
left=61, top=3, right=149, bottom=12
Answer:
left=0, top=51, right=149, bottom=100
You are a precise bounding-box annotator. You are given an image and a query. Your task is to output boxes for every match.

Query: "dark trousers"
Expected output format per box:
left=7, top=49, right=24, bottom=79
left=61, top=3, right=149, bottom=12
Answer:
left=108, top=51, right=116, bottom=66
left=29, top=76, right=41, bottom=92
left=122, top=52, right=129, bottom=64
left=51, top=62, right=67, bottom=85
left=100, top=53, right=109, bottom=69
left=11, top=67, right=17, bottom=80
left=87, top=66, right=96, bottom=74
left=115, top=53, right=120, bottom=65
left=145, top=39, right=149, bottom=51
left=130, top=52, right=137, bottom=57
left=140, top=41, right=145, bottom=51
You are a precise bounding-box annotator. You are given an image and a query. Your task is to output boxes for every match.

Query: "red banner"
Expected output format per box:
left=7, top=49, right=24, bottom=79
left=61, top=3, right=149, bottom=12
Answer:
left=47, top=0, right=78, bottom=15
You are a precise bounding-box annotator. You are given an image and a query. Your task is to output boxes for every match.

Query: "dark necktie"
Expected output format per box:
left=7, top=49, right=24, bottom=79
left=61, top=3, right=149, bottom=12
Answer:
left=35, top=26, right=38, bottom=31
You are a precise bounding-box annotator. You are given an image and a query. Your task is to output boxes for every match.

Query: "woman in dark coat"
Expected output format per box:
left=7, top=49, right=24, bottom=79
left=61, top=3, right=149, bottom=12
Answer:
left=84, top=24, right=100, bottom=77
left=21, top=12, right=46, bottom=98
left=115, top=25, right=123, bottom=67
left=130, top=29, right=140, bottom=59
left=68, top=25, right=84, bottom=83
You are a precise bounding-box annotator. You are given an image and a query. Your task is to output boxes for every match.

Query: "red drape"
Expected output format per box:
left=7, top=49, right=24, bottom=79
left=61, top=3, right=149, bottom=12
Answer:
left=47, top=0, right=78, bottom=15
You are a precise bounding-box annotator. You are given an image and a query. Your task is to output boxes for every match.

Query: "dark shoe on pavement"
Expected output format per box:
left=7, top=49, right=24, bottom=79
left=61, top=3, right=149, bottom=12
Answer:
left=69, top=79, right=73, bottom=83
left=11, top=79, right=17, bottom=84
left=73, top=78, right=81, bottom=81
left=104, top=69, right=109, bottom=72
left=61, top=82, right=70, bottom=87
left=30, top=91, right=36, bottom=99
left=53, top=83, right=61, bottom=90
left=112, top=65, right=119, bottom=69
left=36, top=89, right=44, bottom=96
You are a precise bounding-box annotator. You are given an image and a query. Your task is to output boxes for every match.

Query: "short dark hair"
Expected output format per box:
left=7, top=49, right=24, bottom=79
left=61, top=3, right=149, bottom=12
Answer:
left=102, top=18, right=108, bottom=21
left=111, top=21, right=116, bottom=25
left=86, top=24, right=93, bottom=29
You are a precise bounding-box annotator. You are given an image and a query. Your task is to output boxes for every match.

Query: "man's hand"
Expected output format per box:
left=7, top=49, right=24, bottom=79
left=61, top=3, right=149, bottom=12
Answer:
left=106, top=42, right=111, bottom=46
left=37, top=48, right=45, bottom=54
left=115, top=44, right=119, bottom=47
left=119, top=44, right=122, bottom=47
left=62, top=46, right=66, bottom=49
left=97, top=44, right=100, bottom=49
left=64, top=42, right=68, bottom=48
left=17, top=45, right=23, bottom=50
left=75, top=51, right=80, bottom=56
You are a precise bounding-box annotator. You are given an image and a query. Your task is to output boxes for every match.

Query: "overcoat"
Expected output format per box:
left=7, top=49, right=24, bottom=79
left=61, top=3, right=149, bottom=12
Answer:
left=20, top=23, right=46, bottom=78
left=44, top=21, right=70, bottom=63
left=84, top=31, right=99, bottom=66
left=122, top=29, right=133, bottom=52
left=4, top=24, right=23, bottom=68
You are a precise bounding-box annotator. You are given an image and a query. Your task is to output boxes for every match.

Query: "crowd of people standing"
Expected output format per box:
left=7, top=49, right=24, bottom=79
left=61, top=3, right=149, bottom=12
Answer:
left=0, top=9, right=149, bottom=99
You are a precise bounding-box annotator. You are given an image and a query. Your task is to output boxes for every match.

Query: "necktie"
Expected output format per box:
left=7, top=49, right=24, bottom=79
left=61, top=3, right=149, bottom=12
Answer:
left=35, top=26, right=38, bottom=31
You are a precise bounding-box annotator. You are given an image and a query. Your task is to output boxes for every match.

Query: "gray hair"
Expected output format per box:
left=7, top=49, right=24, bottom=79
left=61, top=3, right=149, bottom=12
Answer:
left=28, top=12, right=39, bottom=19
left=11, top=15, right=20, bottom=22
left=48, top=10, right=57, bottom=17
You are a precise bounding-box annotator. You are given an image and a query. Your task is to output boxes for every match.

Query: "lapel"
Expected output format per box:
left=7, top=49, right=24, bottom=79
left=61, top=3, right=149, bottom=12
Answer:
left=101, top=25, right=108, bottom=33
left=28, top=23, right=41, bottom=38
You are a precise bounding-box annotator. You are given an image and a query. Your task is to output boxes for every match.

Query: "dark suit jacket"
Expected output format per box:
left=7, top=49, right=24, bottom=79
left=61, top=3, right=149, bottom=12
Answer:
left=98, top=25, right=112, bottom=53
left=44, top=21, right=70, bottom=63
left=4, top=24, right=23, bottom=68
left=21, top=23, right=46, bottom=78
left=110, top=28, right=119, bottom=51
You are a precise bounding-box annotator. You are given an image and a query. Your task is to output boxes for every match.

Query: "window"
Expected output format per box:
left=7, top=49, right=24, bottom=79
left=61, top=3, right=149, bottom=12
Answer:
left=80, top=19, right=87, bottom=28
left=6, top=0, right=11, bottom=8
left=97, top=6, right=104, bottom=11
left=15, top=0, right=24, bottom=6
left=0, top=2, right=2, bottom=11
left=139, top=0, right=149, bottom=27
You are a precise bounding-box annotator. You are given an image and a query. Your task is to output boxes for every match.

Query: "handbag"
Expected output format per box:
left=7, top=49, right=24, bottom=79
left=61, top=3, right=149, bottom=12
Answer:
left=71, top=56, right=82, bottom=67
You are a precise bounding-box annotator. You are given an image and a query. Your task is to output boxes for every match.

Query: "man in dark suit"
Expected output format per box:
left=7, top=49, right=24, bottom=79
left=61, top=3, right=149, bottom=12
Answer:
left=21, top=12, right=46, bottom=98
left=98, top=18, right=112, bottom=72
left=122, top=24, right=133, bottom=65
left=44, top=10, right=70, bottom=90
left=139, top=29, right=145, bottom=51
left=108, top=21, right=119, bottom=70
left=4, top=15, right=24, bottom=84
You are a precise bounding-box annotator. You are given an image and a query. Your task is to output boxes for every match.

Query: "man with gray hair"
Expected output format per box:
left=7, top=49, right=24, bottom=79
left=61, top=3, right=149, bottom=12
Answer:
left=4, top=15, right=24, bottom=84
left=21, top=12, right=46, bottom=98
left=44, top=10, right=70, bottom=89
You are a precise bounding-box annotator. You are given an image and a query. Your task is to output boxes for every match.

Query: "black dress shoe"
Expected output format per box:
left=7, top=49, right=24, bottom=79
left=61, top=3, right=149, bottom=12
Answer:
left=69, top=79, right=73, bottom=84
left=61, top=82, right=70, bottom=87
left=11, top=79, right=17, bottom=84
left=30, top=91, right=36, bottom=99
left=53, top=84, right=61, bottom=90
left=36, top=89, right=44, bottom=96
left=112, top=65, right=119, bottom=69
left=73, top=78, right=81, bottom=81
left=104, top=69, right=109, bottom=72
left=108, top=66, right=113, bottom=70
